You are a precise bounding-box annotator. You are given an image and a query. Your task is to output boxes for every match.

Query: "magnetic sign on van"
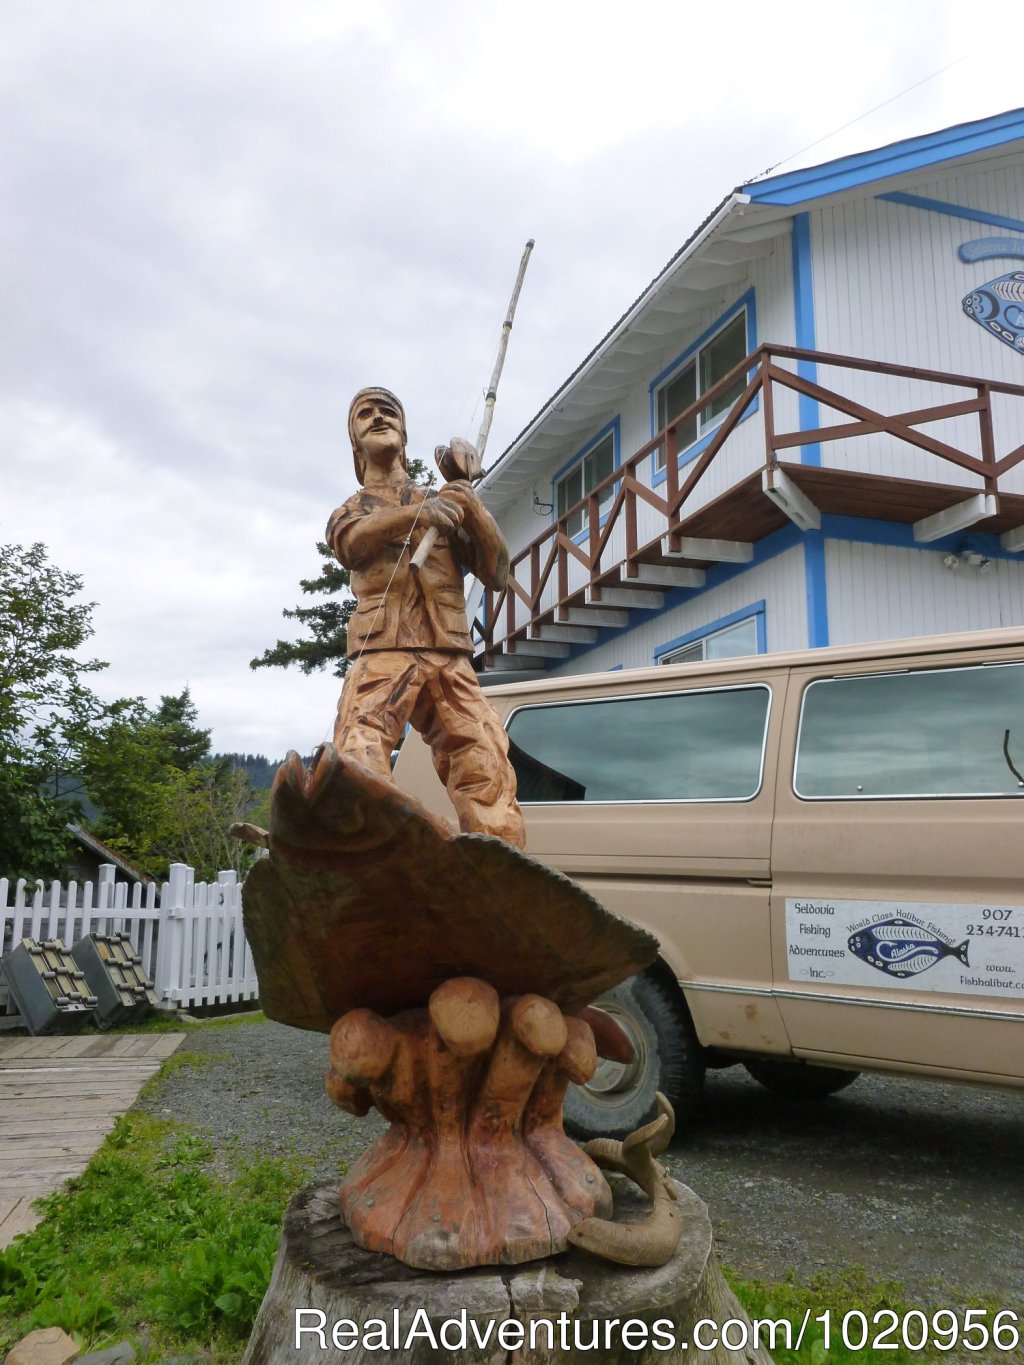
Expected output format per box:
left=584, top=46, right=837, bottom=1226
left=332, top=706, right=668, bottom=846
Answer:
left=784, top=899, right=1024, bottom=998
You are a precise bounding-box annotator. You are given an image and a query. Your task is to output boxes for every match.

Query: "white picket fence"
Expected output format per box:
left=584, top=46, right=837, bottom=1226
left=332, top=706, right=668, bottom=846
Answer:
left=0, top=863, right=259, bottom=1015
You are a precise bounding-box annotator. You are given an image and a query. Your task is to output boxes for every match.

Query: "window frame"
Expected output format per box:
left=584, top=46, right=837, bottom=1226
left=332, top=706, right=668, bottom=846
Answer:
left=654, top=603, right=767, bottom=667
left=649, top=290, right=757, bottom=484
left=505, top=681, right=773, bottom=806
left=792, top=661, right=1024, bottom=802
left=551, top=418, right=620, bottom=542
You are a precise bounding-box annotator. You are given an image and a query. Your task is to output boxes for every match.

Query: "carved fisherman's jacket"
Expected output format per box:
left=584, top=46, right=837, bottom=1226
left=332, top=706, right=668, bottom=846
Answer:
left=326, top=480, right=509, bottom=655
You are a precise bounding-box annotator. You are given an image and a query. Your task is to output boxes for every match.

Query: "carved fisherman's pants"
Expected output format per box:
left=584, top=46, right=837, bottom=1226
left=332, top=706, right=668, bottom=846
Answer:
left=333, top=649, right=526, bottom=848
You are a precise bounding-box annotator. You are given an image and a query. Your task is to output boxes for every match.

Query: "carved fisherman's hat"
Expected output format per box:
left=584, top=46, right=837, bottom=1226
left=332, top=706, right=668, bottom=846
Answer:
left=348, top=387, right=408, bottom=484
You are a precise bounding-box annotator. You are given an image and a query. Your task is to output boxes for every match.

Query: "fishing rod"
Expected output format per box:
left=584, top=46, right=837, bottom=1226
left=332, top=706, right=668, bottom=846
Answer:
left=410, top=238, right=534, bottom=572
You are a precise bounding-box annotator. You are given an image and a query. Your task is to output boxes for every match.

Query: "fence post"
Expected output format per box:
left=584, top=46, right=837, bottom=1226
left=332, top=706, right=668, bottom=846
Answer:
left=155, top=863, right=192, bottom=1007
left=97, top=864, right=116, bottom=936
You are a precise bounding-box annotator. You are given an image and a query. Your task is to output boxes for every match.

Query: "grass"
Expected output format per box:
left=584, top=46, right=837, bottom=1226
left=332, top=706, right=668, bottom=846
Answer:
left=726, top=1267, right=1021, bottom=1365
left=0, top=1114, right=312, bottom=1363
left=83, top=1008, right=269, bottom=1036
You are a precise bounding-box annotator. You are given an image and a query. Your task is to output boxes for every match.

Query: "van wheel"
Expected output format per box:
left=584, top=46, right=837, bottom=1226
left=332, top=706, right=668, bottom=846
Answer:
left=744, top=1059, right=860, bottom=1100
left=563, top=969, right=705, bottom=1141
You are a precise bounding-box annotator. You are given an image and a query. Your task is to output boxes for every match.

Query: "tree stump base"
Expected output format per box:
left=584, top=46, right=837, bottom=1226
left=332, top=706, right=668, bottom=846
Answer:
left=243, top=1181, right=774, bottom=1364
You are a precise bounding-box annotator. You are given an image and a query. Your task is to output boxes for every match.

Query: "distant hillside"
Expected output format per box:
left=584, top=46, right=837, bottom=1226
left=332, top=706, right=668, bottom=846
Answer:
left=217, top=753, right=315, bottom=791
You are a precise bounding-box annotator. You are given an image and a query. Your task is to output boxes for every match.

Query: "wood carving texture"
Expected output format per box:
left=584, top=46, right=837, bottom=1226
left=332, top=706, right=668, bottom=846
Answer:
left=241, top=745, right=659, bottom=1033
left=240, top=745, right=659, bottom=1270
left=329, top=980, right=614, bottom=1269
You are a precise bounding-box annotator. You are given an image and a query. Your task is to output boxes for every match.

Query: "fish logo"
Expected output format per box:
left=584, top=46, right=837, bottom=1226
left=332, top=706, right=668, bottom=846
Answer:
left=959, top=238, right=1024, bottom=357
left=847, top=917, right=970, bottom=980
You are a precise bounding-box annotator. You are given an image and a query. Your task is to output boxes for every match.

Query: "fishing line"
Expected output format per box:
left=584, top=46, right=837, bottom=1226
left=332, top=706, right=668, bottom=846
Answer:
left=320, top=489, right=435, bottom=746
left=349, top=492, right=433, bottom=670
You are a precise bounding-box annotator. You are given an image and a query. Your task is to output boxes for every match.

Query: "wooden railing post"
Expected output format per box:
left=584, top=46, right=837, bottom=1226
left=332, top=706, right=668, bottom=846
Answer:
left=978, top=383, right=998, bottom=501
left=762, top=354, right=777, bottom=470
left=481, top=586, right=493, bottom=651
left=664, top=424, right=680, bottom=551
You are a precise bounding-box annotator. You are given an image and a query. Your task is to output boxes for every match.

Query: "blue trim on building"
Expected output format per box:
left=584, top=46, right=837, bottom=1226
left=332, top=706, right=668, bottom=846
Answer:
left=804, top=535, right=829, bottom=647
left=649, top=289, right=758, bottom=487
left=820, top=514, right=1024, bottom=562
left=877, top=191, right=1024, bottom=237
left=551, top=416, right=621, bottom=544
left=790, top=213, right=828, bottom=648
left=742, top=107, right=1024, bottom=206
left=654, top=601, right=767, bottom=662
left=791, top=215, right=822, bottom=470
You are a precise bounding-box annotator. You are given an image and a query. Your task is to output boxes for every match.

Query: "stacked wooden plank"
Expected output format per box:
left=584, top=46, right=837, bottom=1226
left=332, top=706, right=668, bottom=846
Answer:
left=0, top=1032, right=184, bottom=1246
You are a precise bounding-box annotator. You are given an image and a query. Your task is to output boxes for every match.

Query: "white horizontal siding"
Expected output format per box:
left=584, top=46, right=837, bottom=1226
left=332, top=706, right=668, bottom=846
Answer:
left=826, top=540, right=1024, bottom=646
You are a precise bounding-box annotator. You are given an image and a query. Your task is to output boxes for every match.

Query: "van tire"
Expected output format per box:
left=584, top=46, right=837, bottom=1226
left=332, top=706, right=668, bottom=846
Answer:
left=744, top=1059, right=860, bottom=1100
left=563, top=968, right=705, bottom=1141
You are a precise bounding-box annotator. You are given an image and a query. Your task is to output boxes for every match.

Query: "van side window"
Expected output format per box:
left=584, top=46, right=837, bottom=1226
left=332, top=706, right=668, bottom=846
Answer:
left=794, top=663, right=1024, bottom=799
left=506, top=685, right=771, bottom=803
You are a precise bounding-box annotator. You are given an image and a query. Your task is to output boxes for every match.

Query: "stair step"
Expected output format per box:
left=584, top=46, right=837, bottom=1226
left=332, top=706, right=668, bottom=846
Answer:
left=661, top=535, right=753, bottom=563
left=555, top=606, right=629, bottom=628
left=626, top=563, right=705, bottom=589
left=504, top=638, right=571, bottom=659
left=529, top=624, right=599, bottom=644
left=585, top=586, right=664, bottom=610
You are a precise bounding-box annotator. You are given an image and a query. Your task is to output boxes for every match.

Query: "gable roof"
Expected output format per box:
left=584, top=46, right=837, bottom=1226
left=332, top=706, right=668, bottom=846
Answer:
left=67, top=823, right=154, bottom=885
left=481, top=105, right=1024, bottom=508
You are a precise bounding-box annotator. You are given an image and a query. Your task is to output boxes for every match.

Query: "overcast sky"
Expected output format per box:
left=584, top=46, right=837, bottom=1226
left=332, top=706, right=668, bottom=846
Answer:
left=4, top=0, right=1023, bottom=759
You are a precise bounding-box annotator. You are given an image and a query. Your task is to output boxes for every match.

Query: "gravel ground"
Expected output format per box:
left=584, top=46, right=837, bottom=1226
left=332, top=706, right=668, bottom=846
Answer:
left=136, top=1017, right=1024, bottom=1311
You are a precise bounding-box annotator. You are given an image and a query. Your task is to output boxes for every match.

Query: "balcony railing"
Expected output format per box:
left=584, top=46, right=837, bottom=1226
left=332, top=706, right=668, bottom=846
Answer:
left=477, top=343, right=1024, bottom=667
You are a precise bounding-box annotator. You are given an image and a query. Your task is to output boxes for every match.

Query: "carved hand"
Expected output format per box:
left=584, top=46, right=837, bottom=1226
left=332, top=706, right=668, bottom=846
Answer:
left=324, top=977, right=613, bottom=1269
left=417, top=494, right=464, bottom=533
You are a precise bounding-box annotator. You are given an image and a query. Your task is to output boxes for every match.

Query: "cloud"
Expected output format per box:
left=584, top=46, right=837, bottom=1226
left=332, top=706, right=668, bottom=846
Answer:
left=3, top=0, right=1021, bottom=756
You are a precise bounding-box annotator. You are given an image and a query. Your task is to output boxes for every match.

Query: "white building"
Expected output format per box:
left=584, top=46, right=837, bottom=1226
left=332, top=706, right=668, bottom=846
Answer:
left=475, top=107, right=1024, bottom=682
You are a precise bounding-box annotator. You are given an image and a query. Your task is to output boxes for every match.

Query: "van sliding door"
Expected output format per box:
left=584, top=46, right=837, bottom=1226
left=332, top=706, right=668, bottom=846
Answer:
left=771, top=656, right=1024, bottom=1082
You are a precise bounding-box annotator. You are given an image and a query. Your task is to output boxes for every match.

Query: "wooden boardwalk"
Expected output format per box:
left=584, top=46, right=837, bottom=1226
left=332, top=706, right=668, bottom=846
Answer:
left=0, top=1032, right=184, bottom=1246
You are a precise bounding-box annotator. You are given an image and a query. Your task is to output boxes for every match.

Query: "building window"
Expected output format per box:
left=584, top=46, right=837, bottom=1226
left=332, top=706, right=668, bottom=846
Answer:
left=554, top=427, right=616, bottom=538
left=653, top=306, right=749, bottom=473
left=656, top=606, right=764, bottom=667
left=506, top=684, right=771, bottom=803
left=794, top=663, right=1024, bottom=800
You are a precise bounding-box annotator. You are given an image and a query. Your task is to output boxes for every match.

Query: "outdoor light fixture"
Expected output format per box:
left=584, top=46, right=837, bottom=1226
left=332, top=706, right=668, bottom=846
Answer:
left=941, top=540, right=994, bottom=572
left=532, top=492, right=553, bottom=515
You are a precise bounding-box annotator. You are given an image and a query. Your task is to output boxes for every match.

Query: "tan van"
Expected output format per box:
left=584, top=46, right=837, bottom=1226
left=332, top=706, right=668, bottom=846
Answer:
left=392, top=627, right=1024, bottom=1136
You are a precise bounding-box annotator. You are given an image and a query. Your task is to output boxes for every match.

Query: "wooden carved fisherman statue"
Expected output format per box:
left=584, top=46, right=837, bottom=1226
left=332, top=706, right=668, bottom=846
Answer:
left=327, top=386, right=526, bottom=849
left=238, top=388, right=678, bottom=1280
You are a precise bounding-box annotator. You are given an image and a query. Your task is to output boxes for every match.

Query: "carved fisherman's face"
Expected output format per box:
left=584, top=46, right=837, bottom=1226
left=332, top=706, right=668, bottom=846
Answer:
left=348, top=388, right=407, bottom=484
left=353, top=395, right=403, bottom=459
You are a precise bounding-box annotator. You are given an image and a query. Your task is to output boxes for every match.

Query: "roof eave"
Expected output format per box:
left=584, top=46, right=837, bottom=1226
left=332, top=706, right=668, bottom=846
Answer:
left=480, top=192, right=751, bottom=493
